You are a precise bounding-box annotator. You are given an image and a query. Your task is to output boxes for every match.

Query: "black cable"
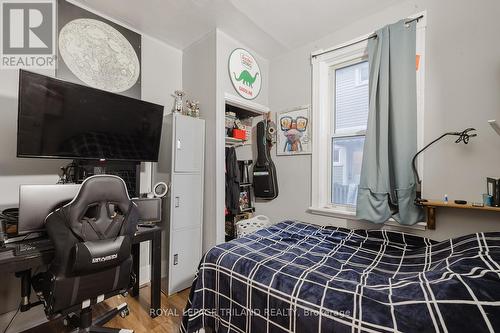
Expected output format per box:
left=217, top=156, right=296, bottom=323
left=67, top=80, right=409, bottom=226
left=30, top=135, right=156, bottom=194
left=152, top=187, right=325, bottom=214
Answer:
left=65, top=162, right=77, bottom=183
left=3, top=306, right=20, bottom=333
left=57, top=161, right=79, bottom=184
left=1, top=209, right=19, bottom=238
left=0, top=208, right=19, bottom=224
left=19, top=231, right=37, bottom=242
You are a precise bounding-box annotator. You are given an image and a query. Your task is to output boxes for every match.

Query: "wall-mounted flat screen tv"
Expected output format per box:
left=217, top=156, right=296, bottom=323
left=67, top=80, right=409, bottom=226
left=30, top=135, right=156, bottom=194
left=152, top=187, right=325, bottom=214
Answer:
left=17, top=70, right=164, bottom=162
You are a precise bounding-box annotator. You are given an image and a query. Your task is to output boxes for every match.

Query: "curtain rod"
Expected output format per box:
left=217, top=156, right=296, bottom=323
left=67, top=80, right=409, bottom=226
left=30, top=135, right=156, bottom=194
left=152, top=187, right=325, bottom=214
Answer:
left=311, top=14, right=424, bottom=59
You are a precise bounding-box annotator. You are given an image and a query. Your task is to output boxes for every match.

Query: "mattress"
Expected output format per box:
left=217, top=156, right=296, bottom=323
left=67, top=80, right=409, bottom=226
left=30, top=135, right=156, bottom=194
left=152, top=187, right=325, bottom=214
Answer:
left=182, top=221, right=500, bottom=333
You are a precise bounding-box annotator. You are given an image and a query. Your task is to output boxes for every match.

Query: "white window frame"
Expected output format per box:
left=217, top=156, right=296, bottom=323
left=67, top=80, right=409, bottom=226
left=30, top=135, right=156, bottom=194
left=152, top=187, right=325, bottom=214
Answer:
left=309, top=13, right=427, bottom=226
left=310, top=38, right=369, bottom=218
left=329, top=58, right=368, bottom=208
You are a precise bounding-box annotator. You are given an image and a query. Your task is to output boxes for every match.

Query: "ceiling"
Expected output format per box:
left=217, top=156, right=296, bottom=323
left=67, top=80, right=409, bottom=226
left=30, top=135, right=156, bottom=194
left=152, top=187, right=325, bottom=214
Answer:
left=72, top=0, right=400, bottom=59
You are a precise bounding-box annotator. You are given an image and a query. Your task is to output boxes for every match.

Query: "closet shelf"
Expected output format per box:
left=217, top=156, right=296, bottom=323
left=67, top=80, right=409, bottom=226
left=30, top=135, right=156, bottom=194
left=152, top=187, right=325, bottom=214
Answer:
left=225, top=137, right=248, bottom=147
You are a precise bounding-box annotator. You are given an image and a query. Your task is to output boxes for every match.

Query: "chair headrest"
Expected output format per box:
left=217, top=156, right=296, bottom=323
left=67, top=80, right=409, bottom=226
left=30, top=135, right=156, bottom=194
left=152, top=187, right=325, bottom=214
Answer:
left=71, top=175, right=130, bottom=207
left=67, top=175, right=132, bottom=228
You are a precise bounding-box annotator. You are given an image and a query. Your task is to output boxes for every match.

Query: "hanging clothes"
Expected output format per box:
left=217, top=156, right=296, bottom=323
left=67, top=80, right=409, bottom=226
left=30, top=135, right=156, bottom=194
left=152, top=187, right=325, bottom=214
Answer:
left=225, top=147, right=240, bottom=215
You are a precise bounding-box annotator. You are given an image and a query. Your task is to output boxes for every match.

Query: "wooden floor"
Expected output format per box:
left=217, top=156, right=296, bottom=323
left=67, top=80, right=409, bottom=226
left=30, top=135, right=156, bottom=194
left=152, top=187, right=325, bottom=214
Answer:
left=26, top=286, right=190, bottom=333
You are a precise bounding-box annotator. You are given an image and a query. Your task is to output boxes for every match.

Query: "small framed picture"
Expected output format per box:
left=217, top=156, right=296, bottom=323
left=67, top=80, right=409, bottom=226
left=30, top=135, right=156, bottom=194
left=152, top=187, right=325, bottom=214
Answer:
left=276, top=105, right=311, bottom=155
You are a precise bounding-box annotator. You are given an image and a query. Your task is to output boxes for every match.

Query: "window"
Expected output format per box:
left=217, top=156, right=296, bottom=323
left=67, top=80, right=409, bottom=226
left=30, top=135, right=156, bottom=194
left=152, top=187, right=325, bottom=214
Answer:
left=331, top=61, right=368, bottom=206
left=310, top=13, right=426, bottom=219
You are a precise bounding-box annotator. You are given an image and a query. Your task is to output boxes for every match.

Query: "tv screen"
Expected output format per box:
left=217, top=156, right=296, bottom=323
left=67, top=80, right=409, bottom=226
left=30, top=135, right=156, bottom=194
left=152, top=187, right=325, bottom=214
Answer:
left=17, top=70, right=164, bottom=162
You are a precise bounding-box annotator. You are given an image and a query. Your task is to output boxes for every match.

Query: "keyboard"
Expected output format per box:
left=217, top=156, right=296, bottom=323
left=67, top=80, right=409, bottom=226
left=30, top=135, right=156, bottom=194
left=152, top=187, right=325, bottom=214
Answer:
left=14, top=238, right=53, bottom=256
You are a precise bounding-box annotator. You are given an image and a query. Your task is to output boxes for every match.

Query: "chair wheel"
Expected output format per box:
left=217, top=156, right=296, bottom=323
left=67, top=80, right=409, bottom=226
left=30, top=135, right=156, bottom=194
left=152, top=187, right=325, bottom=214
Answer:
left=64, top=314, right=79, bottom=328
left=119, top=308, right=129, bottom=318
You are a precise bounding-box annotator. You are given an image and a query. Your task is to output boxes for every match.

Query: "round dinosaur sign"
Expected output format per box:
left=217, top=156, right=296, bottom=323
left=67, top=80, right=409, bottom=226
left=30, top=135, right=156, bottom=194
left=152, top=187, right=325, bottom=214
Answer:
left=228, top=48, right=261, bottom=100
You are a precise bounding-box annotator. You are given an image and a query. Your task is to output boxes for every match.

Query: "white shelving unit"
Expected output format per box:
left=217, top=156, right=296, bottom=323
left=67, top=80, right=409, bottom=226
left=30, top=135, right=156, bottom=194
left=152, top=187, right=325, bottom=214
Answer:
left=157, top=114, right=205, bottom=295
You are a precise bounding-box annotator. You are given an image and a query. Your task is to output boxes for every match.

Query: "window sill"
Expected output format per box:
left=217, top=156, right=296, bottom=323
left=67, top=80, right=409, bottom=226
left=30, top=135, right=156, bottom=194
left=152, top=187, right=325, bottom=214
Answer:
left=307, top=206, right=428, bottom=231
left=308, top=206, right=358, bottom=220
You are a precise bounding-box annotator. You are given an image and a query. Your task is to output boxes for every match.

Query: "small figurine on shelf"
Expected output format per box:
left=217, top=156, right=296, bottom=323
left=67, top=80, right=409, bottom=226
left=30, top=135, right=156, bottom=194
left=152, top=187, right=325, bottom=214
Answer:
left=185, top=99, right=195, bottom=117
left=172, top=90, right=185, bottom=114
left=193, top=102, right=200, bottom=118
left=186, top=100, right=200, bottom=118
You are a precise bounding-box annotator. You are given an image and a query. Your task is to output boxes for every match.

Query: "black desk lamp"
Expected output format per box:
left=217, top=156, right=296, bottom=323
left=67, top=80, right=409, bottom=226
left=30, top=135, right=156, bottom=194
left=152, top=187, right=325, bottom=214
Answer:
left=412, top=128, right=477, bottom=203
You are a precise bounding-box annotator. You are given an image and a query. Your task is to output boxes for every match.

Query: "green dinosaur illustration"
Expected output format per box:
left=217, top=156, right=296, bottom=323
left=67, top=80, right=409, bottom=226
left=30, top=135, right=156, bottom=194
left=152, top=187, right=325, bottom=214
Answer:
left=233, top=70, right=259, bottom=87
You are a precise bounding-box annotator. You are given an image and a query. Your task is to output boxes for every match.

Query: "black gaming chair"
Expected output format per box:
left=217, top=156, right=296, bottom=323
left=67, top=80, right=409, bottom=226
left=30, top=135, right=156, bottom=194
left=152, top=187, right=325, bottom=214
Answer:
left=33, top=175, right=139, bottom=332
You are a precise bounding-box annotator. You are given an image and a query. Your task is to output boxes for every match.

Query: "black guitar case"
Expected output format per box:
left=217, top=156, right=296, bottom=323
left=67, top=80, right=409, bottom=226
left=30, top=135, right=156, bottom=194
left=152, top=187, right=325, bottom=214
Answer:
left=253, top=120, right=279, bottom=199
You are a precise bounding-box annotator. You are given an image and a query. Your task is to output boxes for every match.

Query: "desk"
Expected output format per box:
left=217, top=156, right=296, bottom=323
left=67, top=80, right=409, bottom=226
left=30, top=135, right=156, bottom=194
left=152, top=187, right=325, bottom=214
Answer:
left=0, top=225, right=162, bottom=318
left=130, top=225, right=162, bottom=318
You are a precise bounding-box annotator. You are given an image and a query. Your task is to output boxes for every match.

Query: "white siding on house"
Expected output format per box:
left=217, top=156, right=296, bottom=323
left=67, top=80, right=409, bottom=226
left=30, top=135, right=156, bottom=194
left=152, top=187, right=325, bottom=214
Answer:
left=335, top=61, right=369, bottom=132
left=331, top=61, right=368, bottom=206
left=331, top=136, right=364, bottom=205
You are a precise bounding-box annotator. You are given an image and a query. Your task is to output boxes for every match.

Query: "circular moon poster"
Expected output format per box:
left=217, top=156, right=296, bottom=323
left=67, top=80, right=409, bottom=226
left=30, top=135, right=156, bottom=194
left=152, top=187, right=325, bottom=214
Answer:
left=229, top=48, right=261, bottom=100
left=59, top=18, right=140, bottom=94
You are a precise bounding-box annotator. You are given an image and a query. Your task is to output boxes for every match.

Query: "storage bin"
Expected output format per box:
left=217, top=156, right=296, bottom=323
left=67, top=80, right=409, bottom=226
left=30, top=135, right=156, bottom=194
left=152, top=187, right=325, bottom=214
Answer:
left=235, top=215, right=273, bottom=238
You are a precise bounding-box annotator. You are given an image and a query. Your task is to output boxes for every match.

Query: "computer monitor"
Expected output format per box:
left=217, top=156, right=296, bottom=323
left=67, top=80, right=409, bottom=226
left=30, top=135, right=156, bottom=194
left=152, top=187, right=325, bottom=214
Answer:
left=132, top=198, right=162, bottom=223
left=17, top=70, right=164, bottom=162
left=18, top=184, right=81, bottom=235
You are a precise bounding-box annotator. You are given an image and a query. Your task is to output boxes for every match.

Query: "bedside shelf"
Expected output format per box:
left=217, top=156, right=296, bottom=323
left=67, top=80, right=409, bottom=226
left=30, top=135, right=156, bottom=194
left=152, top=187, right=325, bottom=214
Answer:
left=419, top=200, right=500, bottom=230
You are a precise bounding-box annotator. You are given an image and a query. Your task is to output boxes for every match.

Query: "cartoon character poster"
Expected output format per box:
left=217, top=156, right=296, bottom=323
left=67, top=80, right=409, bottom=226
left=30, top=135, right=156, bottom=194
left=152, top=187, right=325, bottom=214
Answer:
left=277, top=106, right=311, bottom=156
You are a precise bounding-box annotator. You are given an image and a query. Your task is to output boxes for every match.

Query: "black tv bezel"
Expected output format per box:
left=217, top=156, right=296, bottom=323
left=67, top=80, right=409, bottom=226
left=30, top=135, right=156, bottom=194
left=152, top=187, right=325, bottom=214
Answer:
left=16, top=70, right=164, bottom=162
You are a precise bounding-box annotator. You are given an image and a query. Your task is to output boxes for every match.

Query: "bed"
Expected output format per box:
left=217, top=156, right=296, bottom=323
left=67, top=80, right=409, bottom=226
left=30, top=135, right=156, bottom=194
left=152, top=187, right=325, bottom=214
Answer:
left=181, top=221, right=500, bottom=333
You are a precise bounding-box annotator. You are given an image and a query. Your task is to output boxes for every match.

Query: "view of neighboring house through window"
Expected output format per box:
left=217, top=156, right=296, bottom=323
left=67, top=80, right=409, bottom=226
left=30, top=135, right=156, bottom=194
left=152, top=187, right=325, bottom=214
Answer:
left=331, top=61, right=369, bottom=206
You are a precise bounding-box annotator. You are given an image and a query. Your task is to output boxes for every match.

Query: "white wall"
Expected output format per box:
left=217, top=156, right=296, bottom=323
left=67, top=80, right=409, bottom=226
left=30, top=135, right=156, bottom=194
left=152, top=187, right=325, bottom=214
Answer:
left=139, top=35, right=182, bottom=285
left=183, top=30, right=270, bottom=252
left=0, top=16, right=182, bottom=331
left=216, top=30, right=270, bottom=245
left=182, top=31, right=218, bottom=252
left=256, top=0, right=500, bottom=240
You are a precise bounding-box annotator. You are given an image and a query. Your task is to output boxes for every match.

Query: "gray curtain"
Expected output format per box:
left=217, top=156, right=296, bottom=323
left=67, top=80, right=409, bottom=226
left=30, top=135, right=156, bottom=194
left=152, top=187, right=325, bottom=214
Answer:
left=356, top=19, right=424, bottom=225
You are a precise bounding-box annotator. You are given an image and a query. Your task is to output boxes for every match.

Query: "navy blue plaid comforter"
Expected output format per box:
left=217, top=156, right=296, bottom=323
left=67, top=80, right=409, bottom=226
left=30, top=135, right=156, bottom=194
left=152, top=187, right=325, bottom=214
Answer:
left=181, top=221, right=500, bottom=333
